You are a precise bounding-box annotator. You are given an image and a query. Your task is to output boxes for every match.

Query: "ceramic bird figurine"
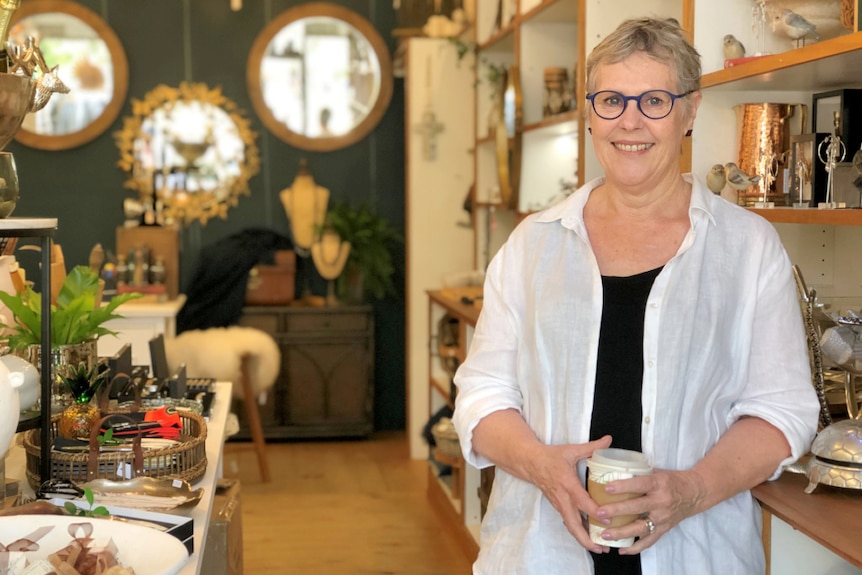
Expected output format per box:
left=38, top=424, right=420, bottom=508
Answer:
left=706, top=164, right=727, bottom=195
left=724, top=162, right=762, bottom=190
left=774, top=8, right=820, bottom=46
left=722, top=35, right=746, bottom=60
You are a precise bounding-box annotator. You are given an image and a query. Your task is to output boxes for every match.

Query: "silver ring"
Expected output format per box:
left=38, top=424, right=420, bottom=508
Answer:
left=643, top=517, right=656, bottom=535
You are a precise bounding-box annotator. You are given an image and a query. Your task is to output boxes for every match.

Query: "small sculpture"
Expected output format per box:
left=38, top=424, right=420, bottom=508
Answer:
left=6, top=36, right=70, bottom=112
left=722, top=35, right=746, bottom=60
left=724, top=162, right=762, bottom=190
left=30, top=65, right=70, bottom=112
left=773, top=8, right=821, bottom=47
left=706, top=164, right=727, bottom=195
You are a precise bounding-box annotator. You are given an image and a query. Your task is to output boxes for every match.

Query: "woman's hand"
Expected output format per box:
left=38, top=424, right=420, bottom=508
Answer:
left=526, top=435, right=613, bottom=553
left=588, top=468, right=707, bottom=554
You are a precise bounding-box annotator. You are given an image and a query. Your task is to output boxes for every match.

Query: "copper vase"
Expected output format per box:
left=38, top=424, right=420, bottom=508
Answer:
left=734, top=102, right=807, bottom=206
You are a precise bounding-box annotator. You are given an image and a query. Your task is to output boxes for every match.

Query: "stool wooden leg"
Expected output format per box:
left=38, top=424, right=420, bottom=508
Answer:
left=241, top=355, right=271, bottom=483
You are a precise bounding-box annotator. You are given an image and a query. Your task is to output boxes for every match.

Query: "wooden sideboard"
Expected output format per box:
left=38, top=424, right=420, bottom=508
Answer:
left=235, top=305, right=374, bottom=439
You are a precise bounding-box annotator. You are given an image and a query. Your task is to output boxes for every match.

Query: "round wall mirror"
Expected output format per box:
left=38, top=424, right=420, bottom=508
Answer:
left=115, top=82, right=261, bottom=227
left=10, top=0, right=128, bottom=151
left=247, top=2, right=393, bottom=152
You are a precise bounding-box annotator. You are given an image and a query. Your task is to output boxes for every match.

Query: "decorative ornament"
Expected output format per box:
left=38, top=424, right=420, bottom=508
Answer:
left=311, top=230, right=351, bottom=306
left=818, top=131, right=846, bottom=209
left=412, top=56, right=444, bottom=161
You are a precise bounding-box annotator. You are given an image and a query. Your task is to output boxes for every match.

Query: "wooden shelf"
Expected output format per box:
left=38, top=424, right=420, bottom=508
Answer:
left=474, top=200, right=507, bottom=208
left=479, top=22, right=516, bottom=52
left=427, top=466, right=479, bottom=561
left=746, top=207, right=862, bottom=225
left=519, top=0, right=578, bottom=25
left=429, top=290, right=482, bottom=326
left=475, top=133, right=496, bottom=147
left=431, top=375, right=454, bottom=407
left=702, top=32, right=862, bottom=92
left=523, top=110, right=579, bottom=135
left=753, top=471, right=862, bottom=569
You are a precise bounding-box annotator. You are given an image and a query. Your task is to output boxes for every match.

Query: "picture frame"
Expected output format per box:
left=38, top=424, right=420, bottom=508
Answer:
left=812, top=89, right=862, bottom=155
left=789, top=133, right=816, bottom=207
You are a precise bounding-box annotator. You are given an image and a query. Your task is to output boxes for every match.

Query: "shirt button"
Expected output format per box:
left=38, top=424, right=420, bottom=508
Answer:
left=650, top=302, right=658, bottom=308
left=647, top=360, right=655, bottom=368
left=644, top=416, right=651, bottom=424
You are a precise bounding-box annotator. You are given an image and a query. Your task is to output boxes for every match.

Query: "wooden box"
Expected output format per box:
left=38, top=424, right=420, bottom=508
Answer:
left=244, top=250, right=296, bottom=305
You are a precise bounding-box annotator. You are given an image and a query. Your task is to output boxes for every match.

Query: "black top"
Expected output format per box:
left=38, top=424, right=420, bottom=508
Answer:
left=589, top=266, right=662, bottom=575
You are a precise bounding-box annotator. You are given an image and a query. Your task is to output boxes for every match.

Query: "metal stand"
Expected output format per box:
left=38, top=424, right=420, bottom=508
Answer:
left=3, top=218, right=57, bottom=484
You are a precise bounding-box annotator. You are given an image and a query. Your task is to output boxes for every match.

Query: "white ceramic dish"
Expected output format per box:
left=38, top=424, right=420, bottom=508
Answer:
left=0, top=514, right=189, bottom=575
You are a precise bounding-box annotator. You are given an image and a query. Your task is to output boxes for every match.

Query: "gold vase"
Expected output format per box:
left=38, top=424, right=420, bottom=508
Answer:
left=58, top=401, right=99, bottom=440
left=19, top=339, right=98, bottom=411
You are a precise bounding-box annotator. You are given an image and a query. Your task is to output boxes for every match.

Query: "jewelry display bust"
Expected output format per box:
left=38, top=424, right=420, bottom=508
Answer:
left=311, top=230, right=351, bottom=306
left=280, top=159, right=329, bottom=252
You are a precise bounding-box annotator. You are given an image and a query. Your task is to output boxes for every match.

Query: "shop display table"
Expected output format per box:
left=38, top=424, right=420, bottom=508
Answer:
left=98, top=295, right=187, bottom=373
left=5, top=380, right=232, bottom=575
left=754, top=471, right=862, bottom=575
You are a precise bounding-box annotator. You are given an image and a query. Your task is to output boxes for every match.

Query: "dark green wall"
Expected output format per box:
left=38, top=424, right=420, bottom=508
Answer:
left=8, top=0, right=407, bottom=431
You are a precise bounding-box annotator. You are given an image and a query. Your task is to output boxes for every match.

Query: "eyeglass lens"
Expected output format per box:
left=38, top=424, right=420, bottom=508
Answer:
left=591, top=91, right=677, bottom=120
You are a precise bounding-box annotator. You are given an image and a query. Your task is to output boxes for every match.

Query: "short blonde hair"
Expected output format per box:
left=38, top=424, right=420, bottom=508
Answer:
left=585, top=17, right=701, bottom=96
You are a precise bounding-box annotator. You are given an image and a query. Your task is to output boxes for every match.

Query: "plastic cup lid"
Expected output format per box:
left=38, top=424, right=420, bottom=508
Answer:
left=588, top=448, right=651, bottom=474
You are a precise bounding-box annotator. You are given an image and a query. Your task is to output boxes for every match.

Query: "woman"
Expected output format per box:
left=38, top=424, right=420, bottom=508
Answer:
left=452, top=17, right=818, bottom=575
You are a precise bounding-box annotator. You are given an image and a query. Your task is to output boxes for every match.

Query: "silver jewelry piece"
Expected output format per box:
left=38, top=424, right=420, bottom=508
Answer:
left=644, top=517, right=656, bottom=535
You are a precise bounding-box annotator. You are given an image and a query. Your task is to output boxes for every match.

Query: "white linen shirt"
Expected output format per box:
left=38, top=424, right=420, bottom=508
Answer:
left=452, top=174, right=819, bottom=575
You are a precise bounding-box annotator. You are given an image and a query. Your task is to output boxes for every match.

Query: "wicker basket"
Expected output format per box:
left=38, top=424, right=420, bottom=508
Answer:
left=431, top=418, right=461, bottom=459
left=24, top=411, right=208, bottom=490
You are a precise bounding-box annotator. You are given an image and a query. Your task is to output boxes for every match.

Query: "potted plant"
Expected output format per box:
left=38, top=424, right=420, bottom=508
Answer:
left=0, top=265, right=141, bottom=385
left=321, top=201, right=403, bottom=302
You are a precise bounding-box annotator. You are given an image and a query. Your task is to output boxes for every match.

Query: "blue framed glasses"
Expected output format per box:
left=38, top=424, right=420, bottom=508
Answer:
left=585, top=89, right=693, bottom=120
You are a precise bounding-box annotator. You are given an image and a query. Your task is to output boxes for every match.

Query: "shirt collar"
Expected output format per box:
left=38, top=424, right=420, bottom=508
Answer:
left=533, top=173, right=717, bottom=229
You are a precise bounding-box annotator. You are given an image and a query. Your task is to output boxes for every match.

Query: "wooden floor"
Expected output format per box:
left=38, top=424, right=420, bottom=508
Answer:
left=223, top=432, right=475, bottom=575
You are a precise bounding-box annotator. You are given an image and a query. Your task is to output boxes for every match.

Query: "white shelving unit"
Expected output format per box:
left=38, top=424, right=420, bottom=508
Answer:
left=426, top=290, right=481, bottom=558
left=413, top=0, right=862, bottom=568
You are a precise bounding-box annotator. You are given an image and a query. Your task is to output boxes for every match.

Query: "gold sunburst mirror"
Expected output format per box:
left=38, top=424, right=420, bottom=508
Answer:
left=115, top=82, right=260, bottom=226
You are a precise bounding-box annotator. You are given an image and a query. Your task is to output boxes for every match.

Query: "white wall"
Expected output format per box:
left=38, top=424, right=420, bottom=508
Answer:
left=406, top=38, right=476, bottom=459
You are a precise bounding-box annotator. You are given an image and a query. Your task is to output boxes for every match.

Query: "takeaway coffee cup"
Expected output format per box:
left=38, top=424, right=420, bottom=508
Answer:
left=586, top=448, right=652, bottom=547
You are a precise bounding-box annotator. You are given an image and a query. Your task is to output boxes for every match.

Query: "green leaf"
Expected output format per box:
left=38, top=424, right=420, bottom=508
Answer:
left=84, top=486, right=95, bottom=506
left=92, top=506, right=109, bottom=517
left=64, top=501, right=79, bottom=515
left=0, top=265, right=142, bottom=351
left=320, top=202, right=403, bottom=301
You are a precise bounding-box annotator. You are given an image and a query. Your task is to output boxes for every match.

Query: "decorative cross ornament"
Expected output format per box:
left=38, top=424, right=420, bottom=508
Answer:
left=414, top=109, right=445, bottom=161
left=413, top=55, right=445, bottom=161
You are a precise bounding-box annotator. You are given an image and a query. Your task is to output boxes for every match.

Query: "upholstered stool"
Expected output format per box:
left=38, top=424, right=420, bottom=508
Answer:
left=165, top=326, right=280, bottom=482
